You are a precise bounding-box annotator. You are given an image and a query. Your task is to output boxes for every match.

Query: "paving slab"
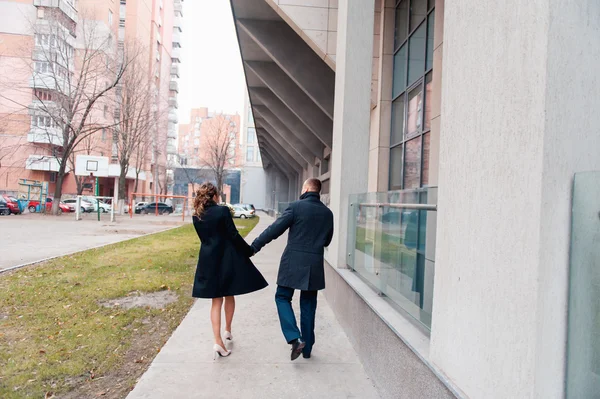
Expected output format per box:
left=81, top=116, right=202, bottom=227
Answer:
left=127, top=215, right=379, bottom=399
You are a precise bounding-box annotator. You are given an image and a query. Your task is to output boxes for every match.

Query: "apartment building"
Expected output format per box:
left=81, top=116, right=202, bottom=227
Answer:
left=229, top=0, right=600, bottom=398
left=0, top=0, right=183, bottom=201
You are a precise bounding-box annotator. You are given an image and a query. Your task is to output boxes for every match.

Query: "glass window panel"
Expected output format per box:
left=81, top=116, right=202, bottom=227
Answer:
left=407, top=23, right=426, bottom=86
left=422, top=133, right=430, bottom=186
left=429, top=0, right=435, bottom=10
left=426, top=13, right=435, bottom=71
left=406, top=84, right=423, bottom=139
left=391, top=94, right=405, bottom=145
left=394, top=0, right=409, bottom=49
left=403, top=137, right=421, bottom=189
left=410, top=0, right=428, bottom=31
left=389, top=144, right=403, bottom=190
left=392, top=44, right=407, bottom=97
left=424, top=72, right=433, bottom=130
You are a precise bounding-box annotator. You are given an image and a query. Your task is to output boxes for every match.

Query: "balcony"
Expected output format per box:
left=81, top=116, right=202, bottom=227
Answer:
left=171, top=47, right=181, bottom=63
left=174, top=0, right=183, bottom=16
left=167, top=127, right=177, bottom=139
left=169, top=80, right=179, bottom=93
left=33, top=0, right=78, bottom=23
left=29, top=73, right=69, bottom=93
left=346, top=188, right=437, bottom=330
left=168, top=97, right=178, bottom=109
left=168, top=110, right=178, bottom=124
left=170, top=64, right=180, bottom=78
left=28, top=127, right=63, bottom=147
left=174, top=15, right=183, bottom=32
left=26, top=155, right=64, bottom=172
left=172, top=29, right=181, bottom=47
left=166, top=143, right=177, bottom=155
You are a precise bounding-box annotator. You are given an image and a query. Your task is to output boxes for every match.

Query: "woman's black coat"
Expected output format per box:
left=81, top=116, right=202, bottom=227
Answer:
left=192, top=204, right=267, bottom=298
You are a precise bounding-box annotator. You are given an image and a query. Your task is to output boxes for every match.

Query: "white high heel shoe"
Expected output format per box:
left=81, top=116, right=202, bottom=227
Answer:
left=213, top=344, right=231, bottom=360
left=224, top=331, right=233, bottom=341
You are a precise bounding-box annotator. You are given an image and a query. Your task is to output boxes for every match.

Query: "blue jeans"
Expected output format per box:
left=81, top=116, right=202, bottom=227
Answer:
left=275, top=285, right=318, bottom=355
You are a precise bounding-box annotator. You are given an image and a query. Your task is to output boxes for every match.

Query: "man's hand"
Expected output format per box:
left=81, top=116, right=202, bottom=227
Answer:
left=250, top=244, right=258, bottom=257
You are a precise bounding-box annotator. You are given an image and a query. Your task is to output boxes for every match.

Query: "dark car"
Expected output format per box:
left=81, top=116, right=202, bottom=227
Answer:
left=0, top=198, right=11, bottom=215
left=135, top=202, right=173, bottom=215
left=2, top=195, right=21, bottom=214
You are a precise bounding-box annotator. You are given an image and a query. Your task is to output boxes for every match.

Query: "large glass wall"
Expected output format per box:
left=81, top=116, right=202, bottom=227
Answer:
left=390, top=0, right=435, bottom=191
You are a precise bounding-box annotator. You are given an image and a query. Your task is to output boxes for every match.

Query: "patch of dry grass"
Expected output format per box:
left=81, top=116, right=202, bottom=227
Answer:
left=0, top=217, right=259, bottom=398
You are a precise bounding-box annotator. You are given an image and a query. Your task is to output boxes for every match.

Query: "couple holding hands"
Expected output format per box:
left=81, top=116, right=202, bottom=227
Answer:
left=191, top=178, right=334, bottom=361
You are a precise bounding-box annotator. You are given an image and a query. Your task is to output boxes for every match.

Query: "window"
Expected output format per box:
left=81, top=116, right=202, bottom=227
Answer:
left=104, top=104, right=108, bottom=117
left=247, top=127, right=255, bottom=144
left=109, top=10, right=113, bottom=26
left=389, top=0, right=435, bottom=190
left=102, top=128, right=107, bottom=141
left=246, top=146, right=254, bottom=162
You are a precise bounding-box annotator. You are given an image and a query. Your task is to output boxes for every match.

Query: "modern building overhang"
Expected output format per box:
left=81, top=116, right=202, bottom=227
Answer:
left=229, top=0, right=335, bottom=179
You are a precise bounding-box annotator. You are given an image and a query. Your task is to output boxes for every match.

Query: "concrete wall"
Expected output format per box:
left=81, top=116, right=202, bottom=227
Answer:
left=240, top=166, right=267, bottom=209
left=431, top=0, right=600, bottom=397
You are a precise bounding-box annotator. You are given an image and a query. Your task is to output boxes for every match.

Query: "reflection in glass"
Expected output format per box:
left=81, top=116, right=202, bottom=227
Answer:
left=347, top=188, right=436, bottom=330
left=422, top=133, right=430, bottom=186
left=406, top=85, right=423, bottom=139
left=410, top=0, right=428, bottom=31
left=394, top=0, right=409, bottom=49
left=391, top=94, right=405, bottom=146
left=426, top=13, right=435, bottom=71
left=389, top=145, right=403, bottom=190
left=404, top=137, right=421, bottom=189
left=424, top=72, right=433, bottom=130
left=566, top=172, right=600, bottom=398
left=393, top=45, right=407, bottom=98
left=407, top=23, right=426, bottom=87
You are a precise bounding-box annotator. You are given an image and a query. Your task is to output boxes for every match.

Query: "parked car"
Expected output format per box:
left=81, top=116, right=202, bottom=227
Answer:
left=62, top=198, right=95, bottom=213
left=2, top=195, right=21, bottom=214
left=0, top=197, right=11, bottom=215
left=234, top=203, right=256, bottom=212
left=232, top=205, right=255, bottom=219
left=27, top=198, right=72, bottom=214
left=135, top=202, right=173, bottom=215
left=82, top=197, right=112, bottom=213
left=133, top=201, right=148, bottom=213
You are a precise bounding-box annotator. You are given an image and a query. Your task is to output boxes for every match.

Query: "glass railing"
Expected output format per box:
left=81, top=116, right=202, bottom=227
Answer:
left=277, top=202, right=290, bottom=217
left=347, top=187, right=437, bottom=330
left=566, top=171, right=600, bottom=397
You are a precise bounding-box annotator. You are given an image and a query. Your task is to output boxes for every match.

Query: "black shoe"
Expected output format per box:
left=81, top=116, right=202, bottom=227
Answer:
left=290, top=339, right=305, bottom=361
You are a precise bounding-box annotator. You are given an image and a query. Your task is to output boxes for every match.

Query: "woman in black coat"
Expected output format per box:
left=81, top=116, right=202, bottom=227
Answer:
left=191, top=182, right=268, bottom=359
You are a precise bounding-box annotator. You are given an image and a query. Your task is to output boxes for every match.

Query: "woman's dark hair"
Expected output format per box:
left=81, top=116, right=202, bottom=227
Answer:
left=193, top=182, right=218, bottom=218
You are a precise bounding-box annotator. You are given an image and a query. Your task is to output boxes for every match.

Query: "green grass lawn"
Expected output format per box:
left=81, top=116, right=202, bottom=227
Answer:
left=0, top=217, right=259, bottom=399
left=354, top=226, right=417, bottom=272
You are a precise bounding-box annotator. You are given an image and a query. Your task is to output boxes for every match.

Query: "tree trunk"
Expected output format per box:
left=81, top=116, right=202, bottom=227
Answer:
left=52, top=163, right=67, bottom=215
left=75, top=176, right=84, bottom=195
left=118, top=168, right=128, bottom=200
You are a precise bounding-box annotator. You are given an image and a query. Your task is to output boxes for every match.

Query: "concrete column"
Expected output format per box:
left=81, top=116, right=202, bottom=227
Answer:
left=431, top=0, right=600, bottom=397
left=327, top=0, right=375, bottom=268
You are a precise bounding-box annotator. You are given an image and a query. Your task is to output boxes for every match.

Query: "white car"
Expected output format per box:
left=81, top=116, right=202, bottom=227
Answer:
left=83, top=197, right=112, bottom=213
left=63, top=198, right=95, bottom=213
left=232, top=205, right=255, bottom=219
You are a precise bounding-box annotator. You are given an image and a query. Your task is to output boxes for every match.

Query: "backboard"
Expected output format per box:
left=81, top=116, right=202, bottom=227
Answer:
left=75, top=155, right=109, bottom=177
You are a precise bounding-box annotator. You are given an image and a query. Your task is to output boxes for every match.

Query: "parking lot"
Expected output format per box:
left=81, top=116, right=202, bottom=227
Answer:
left=0, top=212, right=188, bottom=271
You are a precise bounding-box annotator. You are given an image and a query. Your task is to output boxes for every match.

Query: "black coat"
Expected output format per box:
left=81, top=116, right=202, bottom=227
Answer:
left=192, top=204, right=268, bottom=298
left=251, top=192, right=334, bottom=291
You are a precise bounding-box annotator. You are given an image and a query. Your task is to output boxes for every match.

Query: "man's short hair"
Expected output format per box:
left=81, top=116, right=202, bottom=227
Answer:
left=304, top=178, right=322, bottom=193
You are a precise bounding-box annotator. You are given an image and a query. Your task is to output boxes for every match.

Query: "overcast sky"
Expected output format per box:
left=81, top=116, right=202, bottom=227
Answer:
left=178, top=0, right=246, bottom=123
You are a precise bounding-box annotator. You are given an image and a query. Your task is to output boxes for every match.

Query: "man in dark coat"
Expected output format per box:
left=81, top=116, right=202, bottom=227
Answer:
left=251, top=178, right=334, bottom=361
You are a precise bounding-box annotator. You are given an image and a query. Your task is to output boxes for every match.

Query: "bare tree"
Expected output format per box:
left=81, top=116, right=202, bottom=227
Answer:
left=200, top=114, right=238, bottom=198
left=7, top=10, right=134, bottom=214
left=112, top=42, right=153, bottom=201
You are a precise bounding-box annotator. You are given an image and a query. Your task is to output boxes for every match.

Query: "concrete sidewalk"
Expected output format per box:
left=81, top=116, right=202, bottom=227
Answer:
left=127, top=214, right=379, bottom=399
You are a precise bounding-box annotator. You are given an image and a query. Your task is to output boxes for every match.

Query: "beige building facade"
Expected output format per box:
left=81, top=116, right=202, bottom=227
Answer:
left=230, top=0, right=600, bottom=398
